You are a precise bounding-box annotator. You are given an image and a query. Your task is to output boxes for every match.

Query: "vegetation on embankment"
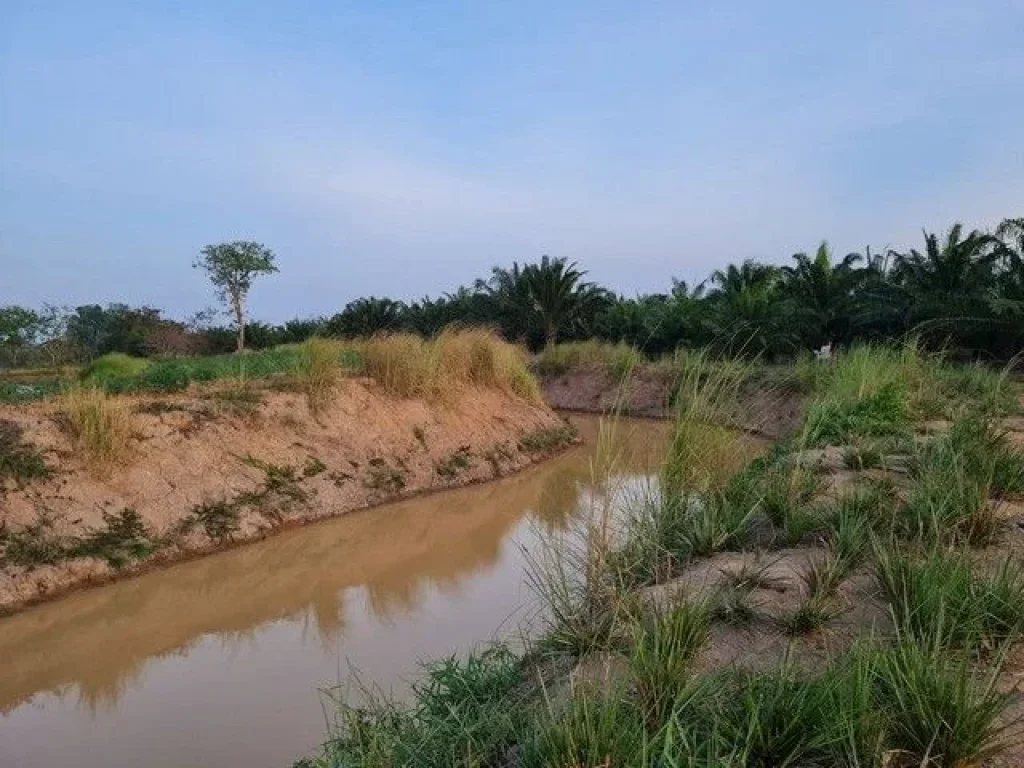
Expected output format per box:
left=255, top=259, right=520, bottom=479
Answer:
left=303, top=343, right=1024, bottom=768
left=5, top=217, right=1024, bottom=374
left=0, top=330, right=571, bottom=615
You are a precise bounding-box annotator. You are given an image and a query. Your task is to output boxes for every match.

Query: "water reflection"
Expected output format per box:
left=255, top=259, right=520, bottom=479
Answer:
left=0, top=416, right=667, bottom=768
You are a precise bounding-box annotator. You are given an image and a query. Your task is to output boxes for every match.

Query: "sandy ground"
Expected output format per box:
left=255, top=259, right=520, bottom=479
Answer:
left=0, top=378, right=570, bottom=614
left=540, top=366, right=806, bottom=438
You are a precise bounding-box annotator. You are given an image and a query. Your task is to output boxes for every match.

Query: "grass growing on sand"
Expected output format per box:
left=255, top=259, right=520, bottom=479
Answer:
left=361, top=328, right=541, bottom=404
left=60, top=385, right=135, bottom=469
left=301, top=342, right=1024, bottom=768
left=534, top=340, right=646, bottom=379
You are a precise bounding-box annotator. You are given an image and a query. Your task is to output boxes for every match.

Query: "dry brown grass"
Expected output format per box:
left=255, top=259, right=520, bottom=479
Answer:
left=360, top=328, right=541, bottom=404
left=298, top=337, right=344, bottom=416
left=60, top=386, right=135, bottom=470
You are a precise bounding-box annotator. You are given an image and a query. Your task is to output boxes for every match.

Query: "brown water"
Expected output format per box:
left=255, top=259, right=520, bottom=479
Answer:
left=0, top=415, right=668, bottom=768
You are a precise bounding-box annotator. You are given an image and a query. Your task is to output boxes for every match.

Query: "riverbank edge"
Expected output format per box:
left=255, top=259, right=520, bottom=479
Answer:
left=0, top=382, right=578, bottom=618
left=540, top=365, right=808, bottom=439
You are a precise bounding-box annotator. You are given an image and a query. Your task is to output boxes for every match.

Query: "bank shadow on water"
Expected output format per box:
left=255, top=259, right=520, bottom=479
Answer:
left=0, top=416, right=668, bottom=720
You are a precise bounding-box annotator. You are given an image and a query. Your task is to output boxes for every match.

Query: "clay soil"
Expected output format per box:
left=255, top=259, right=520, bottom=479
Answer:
left=0, top=378, right=571, bottom=614
left=540, top=365, right=806, bottom=438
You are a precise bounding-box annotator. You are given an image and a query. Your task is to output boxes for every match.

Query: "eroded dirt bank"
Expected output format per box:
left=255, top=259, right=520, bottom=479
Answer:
left=0, top=379, right=574, bottom=614
left=540, top=365, right=807, bottom=438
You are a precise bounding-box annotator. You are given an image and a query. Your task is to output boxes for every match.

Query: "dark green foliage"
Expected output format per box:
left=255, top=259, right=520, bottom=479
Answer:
left=186, top=500, right=241, bottom=541
left=74, top=508, right=154, bottom=568
left=0, top=516, right=69, bottom=567
left=319, top=645, right=527, bottom=767
left=136, top=360, right=191, bottom=392
left=805, top=384, right=910, bottom=446
left=517, top=423, right=579, bottom=453
left=364, top=457, right=406, bottom=493
left=0, top=419, right=50, bottom=484
left=435, top=447, right=472, bottom=479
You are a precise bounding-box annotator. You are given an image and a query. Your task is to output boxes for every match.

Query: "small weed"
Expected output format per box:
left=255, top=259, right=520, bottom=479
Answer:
left=0, top=514, right=68, bottom=568
left=435, top=447, right=472, bottom=479
left=134, top=400, right=190, bottom=415
left=799, top=553, right=853, bottom=600
left=843, top=441, right=884, bottom=471
left=711, top=587, right=759, bottom=625
left=302, top=456, right=326, bottom=477
left=720, top=559, right=788, bottom=593
left=75, top=508, right=155, bottom=568
left=518, top=423, right=579, bottom=453
left=364, top=458, right=406, bottom=493
left=781, top=595, right=840, bottom=636
left=0, top=419, right=50, bottom=485
left=186, top=499, right=241, bottom=542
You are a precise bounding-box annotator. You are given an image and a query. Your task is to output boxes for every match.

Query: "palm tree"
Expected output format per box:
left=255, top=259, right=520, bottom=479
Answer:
left=327, top=297, right=407, bottom=337
left=891, top=224, right=1000, bottom=328
left=707, top=260, right=795, bottom=357
left=484, top=256, right=606, bottom=346
left=782, top=242, right=865, bottom=346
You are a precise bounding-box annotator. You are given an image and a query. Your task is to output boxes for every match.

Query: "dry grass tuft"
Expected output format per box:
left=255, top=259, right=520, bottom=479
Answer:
left=298, top=337, right=344, bottom=416
left=61, top=386, right=135, bottom=470
left=361, top=328, right=541, bottom=404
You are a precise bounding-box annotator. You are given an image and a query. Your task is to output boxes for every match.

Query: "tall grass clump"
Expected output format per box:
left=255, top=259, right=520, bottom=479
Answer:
left=900, top=415, right=1019, bottom=546
left=876, top=547, right=1024, bottom=653
left=535, top=340, right=645, bottom=380
left=60, top=386, right=135, bottom=469
left=317, top=645, right=527, bottom=767
left=874, top=639, right=1011, bottom=767
left=297, top=337, right=343, bottom=416
left=630, top=601, right=710, bottom=727
left=804, top=343, right=918, bottom=446
left=613, top=354, right=760, bottom=586
left=521, top=691, right=645, bottom=768
left=361, top=328, right=542, bottom=404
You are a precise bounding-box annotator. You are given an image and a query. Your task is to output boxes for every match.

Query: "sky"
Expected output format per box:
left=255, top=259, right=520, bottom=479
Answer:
left=2, top=1, right=1023, bottom=322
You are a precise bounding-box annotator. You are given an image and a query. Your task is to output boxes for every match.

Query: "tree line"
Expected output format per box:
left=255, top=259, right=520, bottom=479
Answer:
left=2, top=217, right=1022, bottom=368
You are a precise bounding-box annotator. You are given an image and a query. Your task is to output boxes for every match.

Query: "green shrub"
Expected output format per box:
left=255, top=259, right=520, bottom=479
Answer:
left=137, top=360, right=191, bottom=392
left=80, top=353, right=150, bottom=384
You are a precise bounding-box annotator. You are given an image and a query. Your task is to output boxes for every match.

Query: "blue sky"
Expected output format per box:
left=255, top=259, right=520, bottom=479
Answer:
left=2, top=1, right=1023, bottom=321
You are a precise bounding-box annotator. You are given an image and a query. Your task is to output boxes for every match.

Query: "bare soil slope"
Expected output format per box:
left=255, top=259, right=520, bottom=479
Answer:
left=0, top=378, right=572, bottom=614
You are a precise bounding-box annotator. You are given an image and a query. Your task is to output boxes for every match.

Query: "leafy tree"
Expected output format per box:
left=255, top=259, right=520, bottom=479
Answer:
left=0, top=305, right=41, bottom=367
left=194, top=241, right=278, bottom=352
